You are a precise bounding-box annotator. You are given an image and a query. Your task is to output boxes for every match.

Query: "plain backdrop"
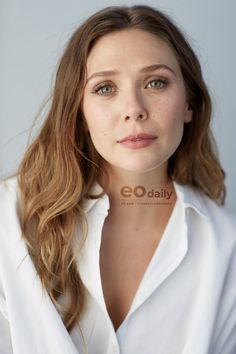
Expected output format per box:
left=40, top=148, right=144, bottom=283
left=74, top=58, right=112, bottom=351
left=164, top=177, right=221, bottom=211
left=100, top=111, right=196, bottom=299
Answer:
left=0, top=0, right=235, bottom=213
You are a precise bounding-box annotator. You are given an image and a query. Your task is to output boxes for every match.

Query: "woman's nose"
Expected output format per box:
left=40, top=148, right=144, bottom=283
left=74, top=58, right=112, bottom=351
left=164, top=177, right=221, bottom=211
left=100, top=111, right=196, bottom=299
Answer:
left=122, top=91, right=148, bottom=122
left=124, top=112, right=147, bottom=121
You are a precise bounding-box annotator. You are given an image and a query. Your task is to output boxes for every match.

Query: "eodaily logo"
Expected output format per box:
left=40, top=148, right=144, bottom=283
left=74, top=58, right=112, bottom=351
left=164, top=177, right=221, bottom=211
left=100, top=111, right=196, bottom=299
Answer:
left=120, top=185, right=173, bottom=205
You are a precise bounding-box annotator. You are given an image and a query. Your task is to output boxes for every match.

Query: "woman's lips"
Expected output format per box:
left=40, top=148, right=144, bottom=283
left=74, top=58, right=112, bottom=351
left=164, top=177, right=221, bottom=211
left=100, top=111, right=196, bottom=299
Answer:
left=117, top=132, right=157, bottom=149
left=117, top=133, right=157, bottom=142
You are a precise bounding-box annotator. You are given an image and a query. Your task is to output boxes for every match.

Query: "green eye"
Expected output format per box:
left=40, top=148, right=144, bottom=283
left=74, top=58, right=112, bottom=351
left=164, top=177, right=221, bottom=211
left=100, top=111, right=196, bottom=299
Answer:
left=95, top=85, right=113, bottom=95
left=147, top=79, right=167, bottom=89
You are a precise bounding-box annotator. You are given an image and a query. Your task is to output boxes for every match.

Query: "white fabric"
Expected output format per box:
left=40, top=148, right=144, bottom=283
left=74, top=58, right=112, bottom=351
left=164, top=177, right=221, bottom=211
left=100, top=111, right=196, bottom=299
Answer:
left=0, top=176, right=236, bottom=354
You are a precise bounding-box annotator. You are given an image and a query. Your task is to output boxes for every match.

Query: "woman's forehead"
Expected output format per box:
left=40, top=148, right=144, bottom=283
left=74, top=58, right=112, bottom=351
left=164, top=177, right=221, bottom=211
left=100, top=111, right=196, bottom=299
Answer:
left=86, top=29, right=180, bottom=76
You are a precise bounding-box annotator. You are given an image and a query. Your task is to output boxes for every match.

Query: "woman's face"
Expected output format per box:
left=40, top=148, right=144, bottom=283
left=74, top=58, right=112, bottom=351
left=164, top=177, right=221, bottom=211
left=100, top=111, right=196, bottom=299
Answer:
left=82, top=29, right=192, bottom=175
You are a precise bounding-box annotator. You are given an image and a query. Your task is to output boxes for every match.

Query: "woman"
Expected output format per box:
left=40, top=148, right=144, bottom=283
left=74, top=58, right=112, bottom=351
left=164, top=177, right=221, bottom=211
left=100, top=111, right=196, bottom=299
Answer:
left=0, top=5, right=235, bottom=354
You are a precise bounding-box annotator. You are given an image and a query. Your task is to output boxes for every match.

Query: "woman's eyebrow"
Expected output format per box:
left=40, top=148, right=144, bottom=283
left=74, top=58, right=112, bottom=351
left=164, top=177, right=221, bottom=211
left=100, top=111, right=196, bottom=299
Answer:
left=86, top=64, right=176, bottom=84
left=140, top=64, right=176, bottom=76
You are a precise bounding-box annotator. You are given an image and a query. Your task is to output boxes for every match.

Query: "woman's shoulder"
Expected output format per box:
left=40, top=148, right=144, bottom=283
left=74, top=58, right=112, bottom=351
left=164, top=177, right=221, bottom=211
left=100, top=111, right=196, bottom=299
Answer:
left=175, top=182, right=236, bottom=241
left=192, top=186, right=236, bottom=247
left=0, top=175, right=19, bottom=202
left=199, top=189, right=236, bottom=233
left=0, top=175, right=21, bottom=240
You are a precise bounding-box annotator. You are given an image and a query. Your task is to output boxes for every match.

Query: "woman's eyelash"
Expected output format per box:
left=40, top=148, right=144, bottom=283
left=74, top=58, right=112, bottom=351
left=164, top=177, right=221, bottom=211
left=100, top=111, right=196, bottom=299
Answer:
left=93, top=82, right=115, bottom=95
left=92, top=78, right=169, bottom=95
left=146, top=79, right=168, bottom=89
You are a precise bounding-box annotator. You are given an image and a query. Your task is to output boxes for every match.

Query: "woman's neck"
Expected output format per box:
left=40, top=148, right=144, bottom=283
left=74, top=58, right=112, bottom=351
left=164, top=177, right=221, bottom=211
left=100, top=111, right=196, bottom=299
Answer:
left=99, top=165, right=177, bottom=232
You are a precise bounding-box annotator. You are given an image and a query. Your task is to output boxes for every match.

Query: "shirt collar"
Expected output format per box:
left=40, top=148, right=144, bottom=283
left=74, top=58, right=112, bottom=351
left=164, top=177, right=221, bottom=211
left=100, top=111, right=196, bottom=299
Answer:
left=173, top=181, right=208, bottom=218
left=82, top=180, right=208, bottom=218
left=81, top=182, right=109, bottom=213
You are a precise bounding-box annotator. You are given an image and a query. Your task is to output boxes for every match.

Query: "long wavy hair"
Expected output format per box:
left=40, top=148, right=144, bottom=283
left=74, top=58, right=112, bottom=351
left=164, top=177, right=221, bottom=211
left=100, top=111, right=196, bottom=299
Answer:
left=13, top=5, right=225, bottom=335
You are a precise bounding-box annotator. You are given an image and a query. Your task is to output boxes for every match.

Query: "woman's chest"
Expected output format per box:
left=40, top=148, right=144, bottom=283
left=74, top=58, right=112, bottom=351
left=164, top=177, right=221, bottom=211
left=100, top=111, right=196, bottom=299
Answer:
left=99, top=226, right=163, bottom=331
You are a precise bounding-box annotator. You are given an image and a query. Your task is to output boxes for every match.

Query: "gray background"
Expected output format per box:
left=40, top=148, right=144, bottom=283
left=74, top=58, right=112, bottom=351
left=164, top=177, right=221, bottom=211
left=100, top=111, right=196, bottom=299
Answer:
left=1, top=0, right=235, bottom=213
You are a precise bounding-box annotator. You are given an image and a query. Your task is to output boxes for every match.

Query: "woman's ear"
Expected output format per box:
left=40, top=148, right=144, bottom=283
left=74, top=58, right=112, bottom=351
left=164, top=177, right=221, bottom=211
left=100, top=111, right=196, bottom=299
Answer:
left=184, top=104, right=193, bottom=123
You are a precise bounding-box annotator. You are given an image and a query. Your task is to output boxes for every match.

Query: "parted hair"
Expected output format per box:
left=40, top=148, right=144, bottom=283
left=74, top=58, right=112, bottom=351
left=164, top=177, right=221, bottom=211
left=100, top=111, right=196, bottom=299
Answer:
left=15, top=4, right=225, bottom=335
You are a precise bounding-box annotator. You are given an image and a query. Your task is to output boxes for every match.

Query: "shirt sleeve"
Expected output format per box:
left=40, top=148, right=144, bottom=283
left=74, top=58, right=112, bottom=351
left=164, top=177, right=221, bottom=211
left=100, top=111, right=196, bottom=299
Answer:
left=213, top=305, right=236, bottom=354
left=0, top=180, right=13, bottom=353
left=210, top=244, right=236, bottom=354
left=0, top=294, right=13, bottom=354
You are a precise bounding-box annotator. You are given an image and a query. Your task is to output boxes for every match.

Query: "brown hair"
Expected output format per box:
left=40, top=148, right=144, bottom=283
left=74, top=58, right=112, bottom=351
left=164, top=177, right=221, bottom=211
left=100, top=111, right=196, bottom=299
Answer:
left=14, top=5, right=225, bottom=335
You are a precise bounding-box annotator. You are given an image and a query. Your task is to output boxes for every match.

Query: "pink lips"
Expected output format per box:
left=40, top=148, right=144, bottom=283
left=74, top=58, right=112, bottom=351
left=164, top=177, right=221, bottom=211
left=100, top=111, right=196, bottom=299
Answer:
left=117, top=133, right=157, bottom=149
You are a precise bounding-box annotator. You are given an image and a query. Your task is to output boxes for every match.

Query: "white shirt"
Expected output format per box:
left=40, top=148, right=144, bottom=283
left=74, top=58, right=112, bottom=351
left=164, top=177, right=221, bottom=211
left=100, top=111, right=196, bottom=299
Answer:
left=0, top=176, right=236, bottom=354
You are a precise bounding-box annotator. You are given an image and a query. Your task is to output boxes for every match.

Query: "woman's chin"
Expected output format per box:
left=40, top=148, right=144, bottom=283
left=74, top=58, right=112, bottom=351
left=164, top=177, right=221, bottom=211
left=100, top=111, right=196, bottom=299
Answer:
left=107, top=161, right=166, bottom=174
